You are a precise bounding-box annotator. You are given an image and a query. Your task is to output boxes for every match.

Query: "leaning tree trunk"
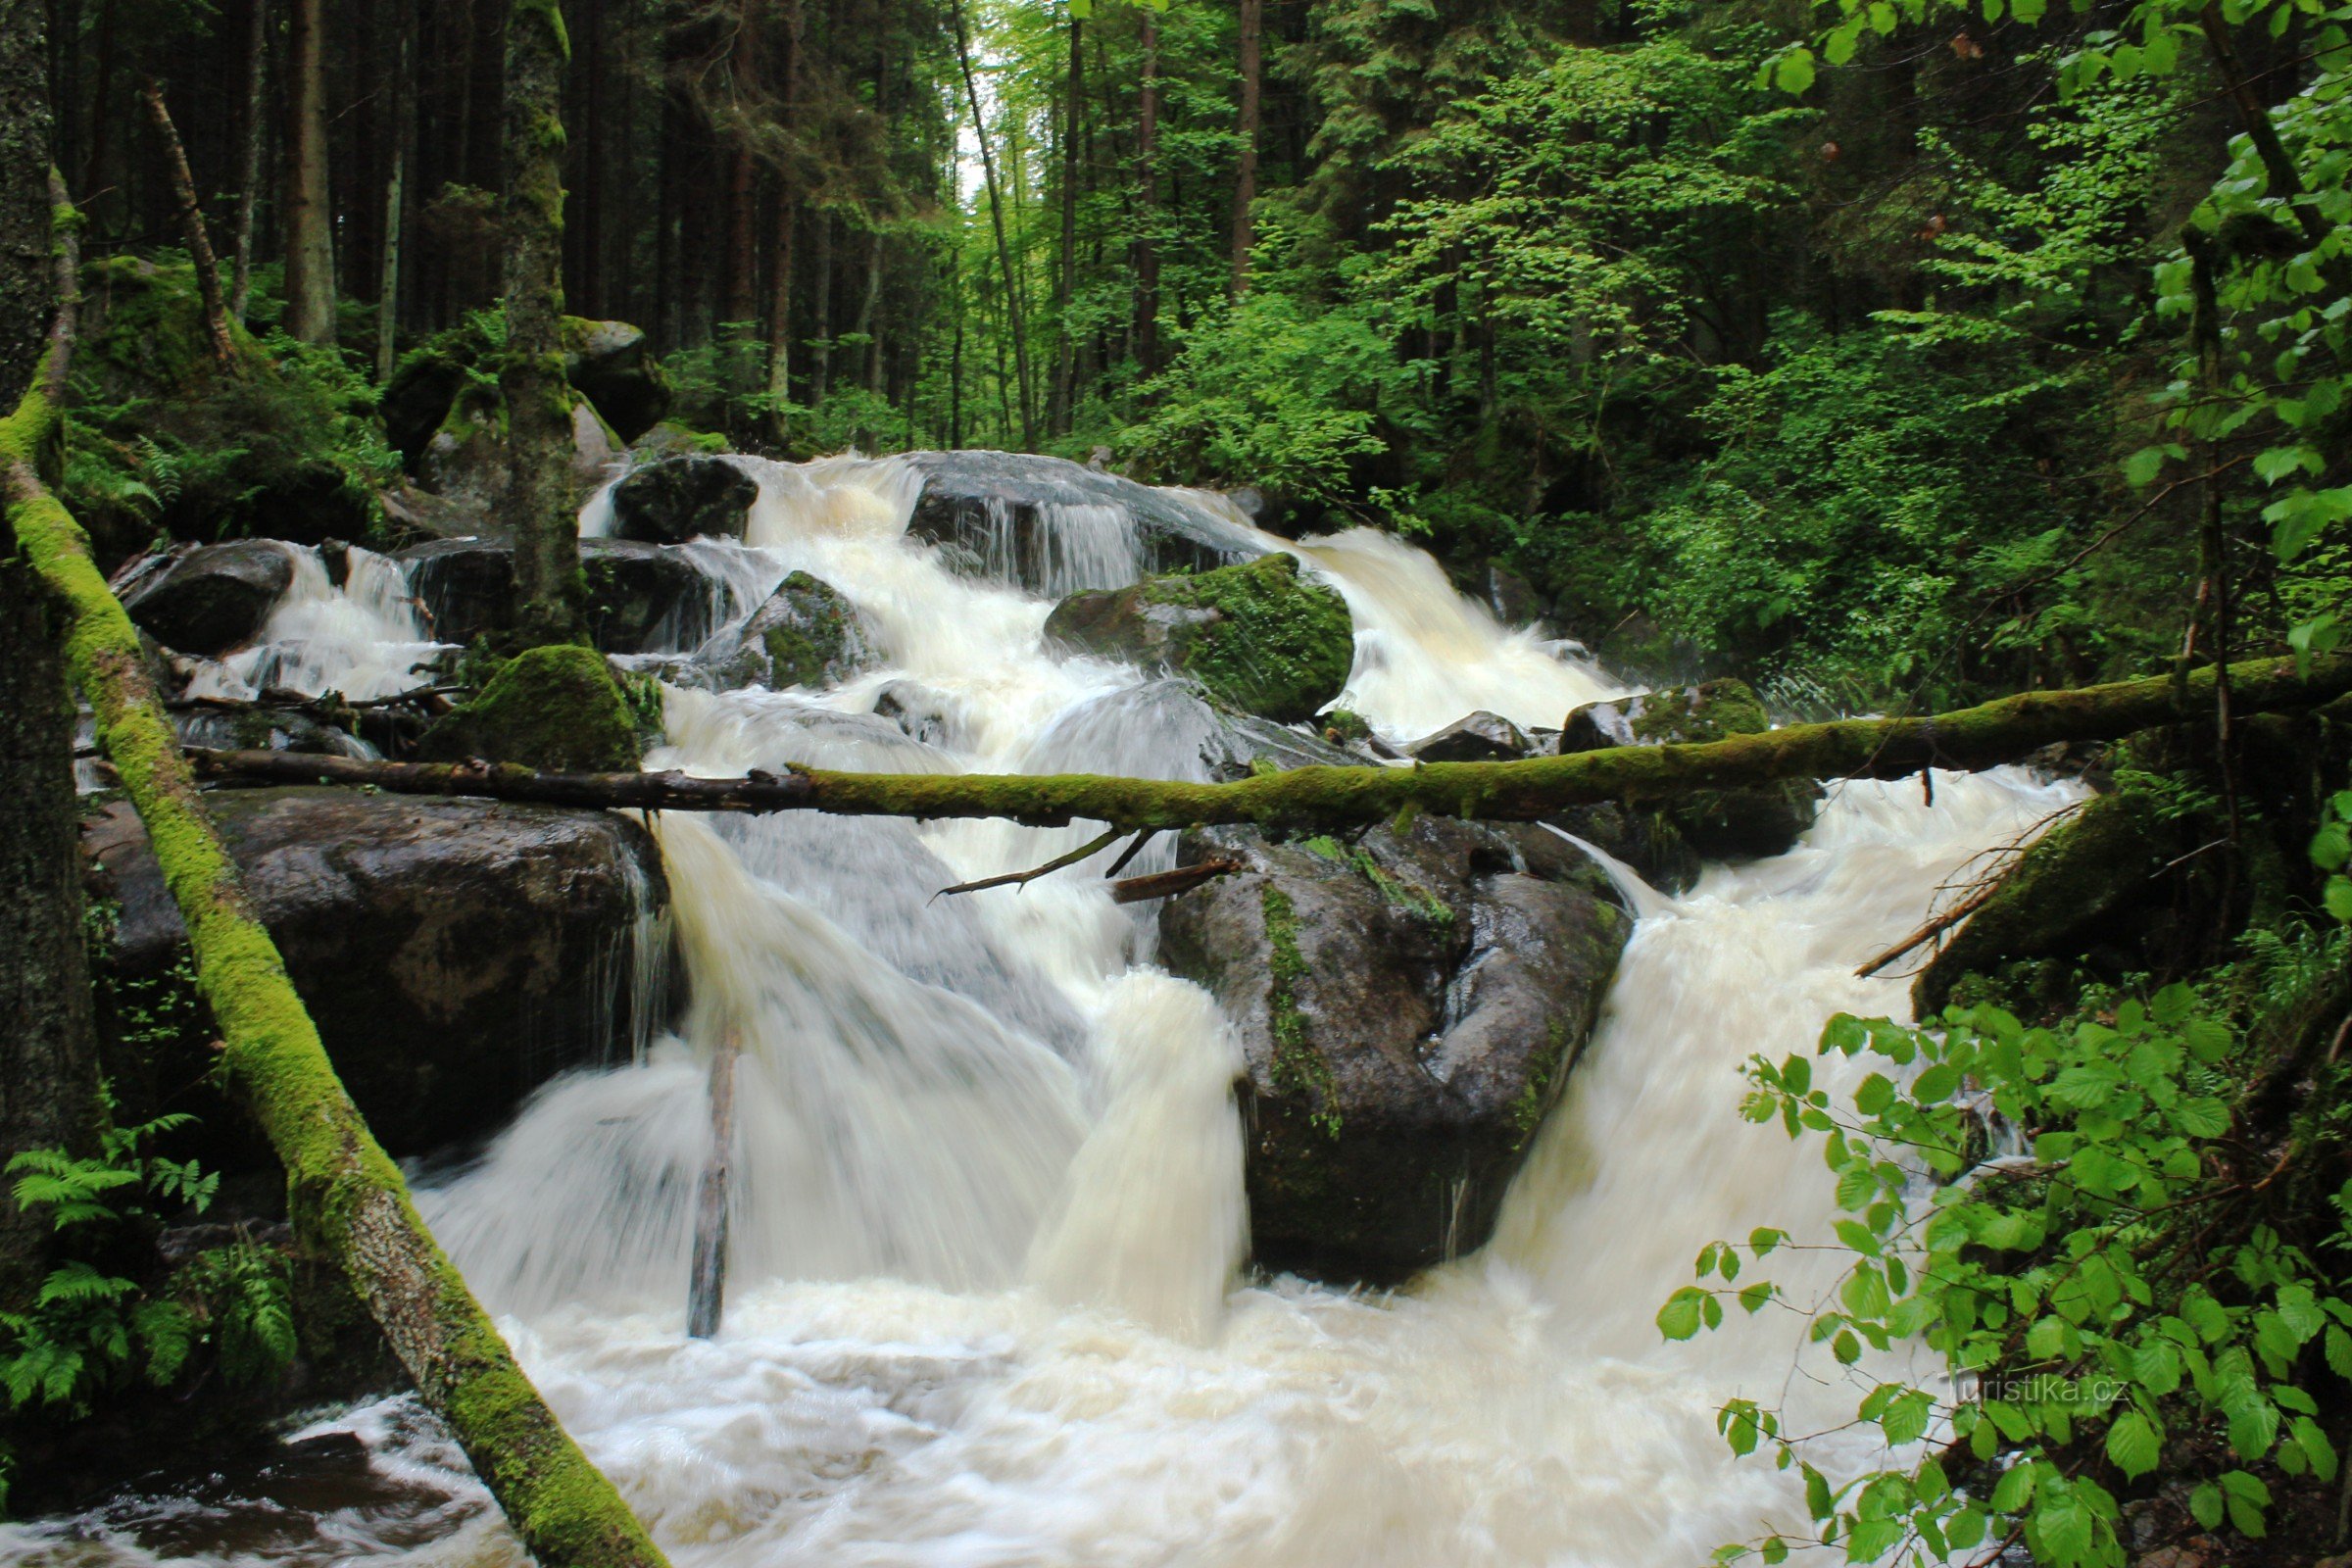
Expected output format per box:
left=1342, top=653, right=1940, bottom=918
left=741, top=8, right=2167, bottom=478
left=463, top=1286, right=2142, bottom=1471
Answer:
left=140, top=79, right=238, bottom=368
left=281, top=0, right=336, bottom=345
left=0, top=8, right=98, bottom=1306
left=0, top=189, right=668, bottom=1568
left=500, top=0, right=586, bottom=647
left=181, top=653, right=2352, bottom=832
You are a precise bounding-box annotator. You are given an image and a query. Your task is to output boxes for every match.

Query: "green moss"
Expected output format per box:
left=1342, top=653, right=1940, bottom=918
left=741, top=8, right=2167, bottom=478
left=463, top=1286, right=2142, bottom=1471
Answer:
left=418, top=644, right=642, bottom=771
left=1261, top=884, right=1341, bottom=1138
left=760, top=572, right=859, bottom=688
left=1509, top=1018, right=1575, bottom=1152
left=1629, top=677, right=1772, bottom=744
left=1144, top=554, right=1354, bottom=723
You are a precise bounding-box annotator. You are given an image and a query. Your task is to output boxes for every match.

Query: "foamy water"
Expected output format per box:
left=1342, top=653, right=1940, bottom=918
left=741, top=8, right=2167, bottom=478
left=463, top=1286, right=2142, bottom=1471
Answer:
left=4, top=456, right=2081, bottom=1568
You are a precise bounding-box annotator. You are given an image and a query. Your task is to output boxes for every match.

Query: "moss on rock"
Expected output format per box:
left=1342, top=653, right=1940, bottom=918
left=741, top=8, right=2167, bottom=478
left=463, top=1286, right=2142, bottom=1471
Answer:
left=1045, top=552, right=1354, bottom=723
left=418, top=644, right=642, bottom=771
left=1561, top=677, right=1821, bottom=860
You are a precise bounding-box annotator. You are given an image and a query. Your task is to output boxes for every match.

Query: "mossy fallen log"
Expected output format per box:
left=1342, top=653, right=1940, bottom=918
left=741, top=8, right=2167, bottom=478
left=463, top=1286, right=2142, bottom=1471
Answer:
left=1, top=183, right=667, bottom=1568
left=192, top=653, right=2352, bottom=832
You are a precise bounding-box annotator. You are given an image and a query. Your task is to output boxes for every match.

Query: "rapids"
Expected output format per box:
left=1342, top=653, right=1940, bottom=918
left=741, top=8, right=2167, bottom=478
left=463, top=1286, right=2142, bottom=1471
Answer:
left=2, top=456, right=2082, bottom=1568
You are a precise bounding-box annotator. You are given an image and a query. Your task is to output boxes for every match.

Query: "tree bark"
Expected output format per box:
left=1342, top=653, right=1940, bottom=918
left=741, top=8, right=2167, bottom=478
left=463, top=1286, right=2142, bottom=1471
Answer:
left=499, top=0, right=585, bottom=646
left=761, top=0, right=804, bottom=431
left=1, top=210, right=668, bottom=1568
left=139, top=79, right=238, bottom=369
left=181, top=654, right=2352, bottom=833
left=1228, top=0, right=1259, bottom=300
left=1050, top=10, right=1079, bottom=434
left=1133, top=7, right=1159, bottom=379
left=808, top=207, right=832, bottom=400
left=952, top=0, right=1036, bottom=448
left=281, top=0, right=337, bottom=344
left=230, top=0, right=268, bottom=319
left=0, top=33, right=98, bottom=1307
left=376, top=2, right=414, bottom=384
left=722, top=0, right=760, bottom=330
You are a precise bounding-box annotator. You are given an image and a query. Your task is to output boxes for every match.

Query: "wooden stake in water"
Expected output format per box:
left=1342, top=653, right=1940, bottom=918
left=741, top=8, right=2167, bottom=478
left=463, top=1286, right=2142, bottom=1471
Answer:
left=686, top=1032, right=740, bottom=1339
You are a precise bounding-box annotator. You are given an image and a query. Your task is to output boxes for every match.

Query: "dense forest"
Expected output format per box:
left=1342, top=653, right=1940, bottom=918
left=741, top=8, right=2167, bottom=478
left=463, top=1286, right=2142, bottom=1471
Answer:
left=3, top=0, right=2352, bottom=1565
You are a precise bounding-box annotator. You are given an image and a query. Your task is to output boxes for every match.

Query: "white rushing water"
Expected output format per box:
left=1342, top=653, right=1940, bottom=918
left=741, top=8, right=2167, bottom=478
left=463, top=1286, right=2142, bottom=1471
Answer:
left=6, top=456, right=2083, bottom=1568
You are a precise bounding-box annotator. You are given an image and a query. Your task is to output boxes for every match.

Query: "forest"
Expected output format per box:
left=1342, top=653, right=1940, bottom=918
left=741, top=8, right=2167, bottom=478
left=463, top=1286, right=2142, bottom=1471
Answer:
left=1, top=0, right=2351, bottom=1564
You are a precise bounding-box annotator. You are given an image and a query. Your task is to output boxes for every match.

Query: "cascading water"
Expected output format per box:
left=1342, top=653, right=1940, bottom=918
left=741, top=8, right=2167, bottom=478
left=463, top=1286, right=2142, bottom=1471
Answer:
left=179, top=543, right=450, bottom=705
left=3, top=455, right=2083, bottom=1568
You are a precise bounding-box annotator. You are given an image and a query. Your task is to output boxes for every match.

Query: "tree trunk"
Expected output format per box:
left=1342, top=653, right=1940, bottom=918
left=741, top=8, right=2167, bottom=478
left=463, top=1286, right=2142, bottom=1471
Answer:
left=952, top=0, right=1035, bottom=448
left=281, top=0, right=337, bottom=344
left=1050, top=11, right=1079, bottom=434
left=499, top=0, right=584, bottom=646
left=808, top=208, right=832, bottom=400
left=140, top=79, right=239, bottom=368
left=0, top=29, right=98, bottom=1308
left=855, top=226, right=884, bottom=394
left=376, top=2, right=413, bottom=384
left=1133, top=8, right=1159, bottom=379
left=1, top=205, right=668, bottom=1568
left=1228, top=0, right=1259, bottom=300
left=761, top=0, right=803, bottom=429
left=722, top=0, right=760, bottom=330
left=180, top=654, right=2352, bottom=833
left=229, top=0, right=268, bottom=319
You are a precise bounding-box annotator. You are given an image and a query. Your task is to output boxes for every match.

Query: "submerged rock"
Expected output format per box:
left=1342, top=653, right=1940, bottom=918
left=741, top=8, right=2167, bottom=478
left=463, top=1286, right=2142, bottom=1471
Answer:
left=903, top=449, right=1264, bottom=592
left=418, top=644, right=642, bottom=771
left=118, top=541, right=294, bottom=656
left=690, top=571, right=879, bottom=691
left=1045, top=553, right=1354, bottom=723
left=84, top=788, right=669, bottom=1166
left=1560, top=678, right=1822, bottom=863
left=1160, top=814, right=1629, bottom=1282
left=398, top=536, right=710, bottom=653
left=609, top=454, right=759, bottom=544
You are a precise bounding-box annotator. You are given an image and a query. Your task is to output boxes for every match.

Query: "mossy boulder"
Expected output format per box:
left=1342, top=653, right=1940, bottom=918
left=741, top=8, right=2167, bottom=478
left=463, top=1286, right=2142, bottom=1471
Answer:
left=65, top=258, right=390, bottom=552
left=1913, top=791, right=2175, bottom=1014
left=398, top=536, right=714, bottom=653
left=609, top=454, right=760, bottom=544
left=417, top=644, right=642, bottom=771
left=689, top=571, right=879, bottom=691
left=1161, top=812, right=1629, bottom=1282
left=1560, top=678, right=1822, bottom=862
left=382, top=315, right=672, bottom=459
left=1044, top=552, right=1354, bottom=723
left=415, top=378, right=620, bottom=520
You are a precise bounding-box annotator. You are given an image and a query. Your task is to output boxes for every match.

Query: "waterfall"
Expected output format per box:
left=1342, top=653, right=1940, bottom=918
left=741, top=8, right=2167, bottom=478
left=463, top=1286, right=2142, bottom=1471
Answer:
left=180, top=543, right=450, bottom=704
left=3, top=454, right=2085, bottom=1568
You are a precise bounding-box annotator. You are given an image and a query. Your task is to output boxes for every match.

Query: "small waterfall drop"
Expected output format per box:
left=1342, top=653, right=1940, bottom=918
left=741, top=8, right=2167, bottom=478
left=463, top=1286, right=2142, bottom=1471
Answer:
left=5, top=453, right=2087, bottom=1568
left=180, top=544, right=449, bottom=703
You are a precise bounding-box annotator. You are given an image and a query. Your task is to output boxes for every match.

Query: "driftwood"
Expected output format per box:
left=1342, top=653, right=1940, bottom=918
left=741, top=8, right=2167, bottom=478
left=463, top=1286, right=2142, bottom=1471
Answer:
left=185, top=652, right=2352, bottom=834
left=1109, top=858, right=1244, bottom=904
left=3, top=179, right=668, bottom=1568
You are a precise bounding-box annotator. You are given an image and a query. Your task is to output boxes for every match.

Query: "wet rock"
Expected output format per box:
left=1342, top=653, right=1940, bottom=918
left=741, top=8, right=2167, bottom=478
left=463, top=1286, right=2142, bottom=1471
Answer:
left=1912, top=791, right=2172, bottom=1014
left=628, top=419, right=732, bottom=459
left=904, top=449, right=1265, bottom=592
left=1404, top=710, right=1532, bottom=762
left=174, top=705, right=361, bottom=759
left=118, top=541, right=294, bottom=656
left=1160, top=815, right=1630, bottom=1282
left=416, top=382, right=619, bottom=518
left=1045, top=553, right=1354, bottom=724
left=398, top=536, right=710, bottom=654
left=1560, top=678, right=1822, bottom=861
left=690, top=571, right=879, bottom=691
left=609, top=454, right=760, bottom=544
left=83, top=788, right=669, bottom=1167
left=1486, top=564, right=1544, bottom=627
left=564, top=320, right=670, bottom=441
left=417, top=644, right=642, bottom=771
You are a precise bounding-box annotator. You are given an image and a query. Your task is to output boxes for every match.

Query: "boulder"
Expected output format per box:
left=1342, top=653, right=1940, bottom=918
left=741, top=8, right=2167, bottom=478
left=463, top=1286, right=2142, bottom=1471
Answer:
left=609, top=454, right=760, bottom=544
left=382, top=315, right=673, bottom=460
left=1404, top=710, right=1533, bottom=762
left=1161, top=814, right=1630, bottom=1282
left=398, top=536, right=712, bottom=654
left=688, top=571, right=879, bottom=691
left=83, top=789, right=669, bottom=1168
left=118, top=541, right=294, bottom=656
left=1912, top=791, right=2174, bottom=1014
left=903, top=449, right=1266, bottom=593
left=1045, top=553, right=1354, bottom=723
left=1560, top=678, right=1822, bottom=861
left=417, top=644, right=642, bottom=771
left=415, top=381, right=619, bottom=519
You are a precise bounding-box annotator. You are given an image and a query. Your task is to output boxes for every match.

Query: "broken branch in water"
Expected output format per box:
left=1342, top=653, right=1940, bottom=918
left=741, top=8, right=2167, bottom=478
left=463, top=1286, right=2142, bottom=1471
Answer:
left=1109, top=858, right=1244, bottom=904
left=934, top=826, right=1124, bottom=899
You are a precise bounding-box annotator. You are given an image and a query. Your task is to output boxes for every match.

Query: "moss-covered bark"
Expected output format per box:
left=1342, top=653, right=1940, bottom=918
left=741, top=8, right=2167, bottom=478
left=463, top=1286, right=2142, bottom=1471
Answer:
left=190, top=654, right=2352, bottom=834
left=1, top=257, right=665, bottom=1568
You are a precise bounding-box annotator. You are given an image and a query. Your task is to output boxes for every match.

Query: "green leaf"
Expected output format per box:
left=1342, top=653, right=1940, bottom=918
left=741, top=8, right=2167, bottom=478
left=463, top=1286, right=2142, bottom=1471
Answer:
left=1773, top=49, right=1817, bottom=94
left=1990, top=1460, right=2037, bottom=1514
left=2188, top=1482, right=2224, bottom=1530
left=1657, top=1288, right=1706, bottom=1342
left=2105, top=1411, right=2160, bottom=1479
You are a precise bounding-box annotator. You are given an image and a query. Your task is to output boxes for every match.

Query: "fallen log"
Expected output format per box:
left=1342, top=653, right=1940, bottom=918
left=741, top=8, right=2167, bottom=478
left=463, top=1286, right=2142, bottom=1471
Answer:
left=188, top=653, right=2352, bottom=832
left=3, top=178, right=667, bottom=1568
